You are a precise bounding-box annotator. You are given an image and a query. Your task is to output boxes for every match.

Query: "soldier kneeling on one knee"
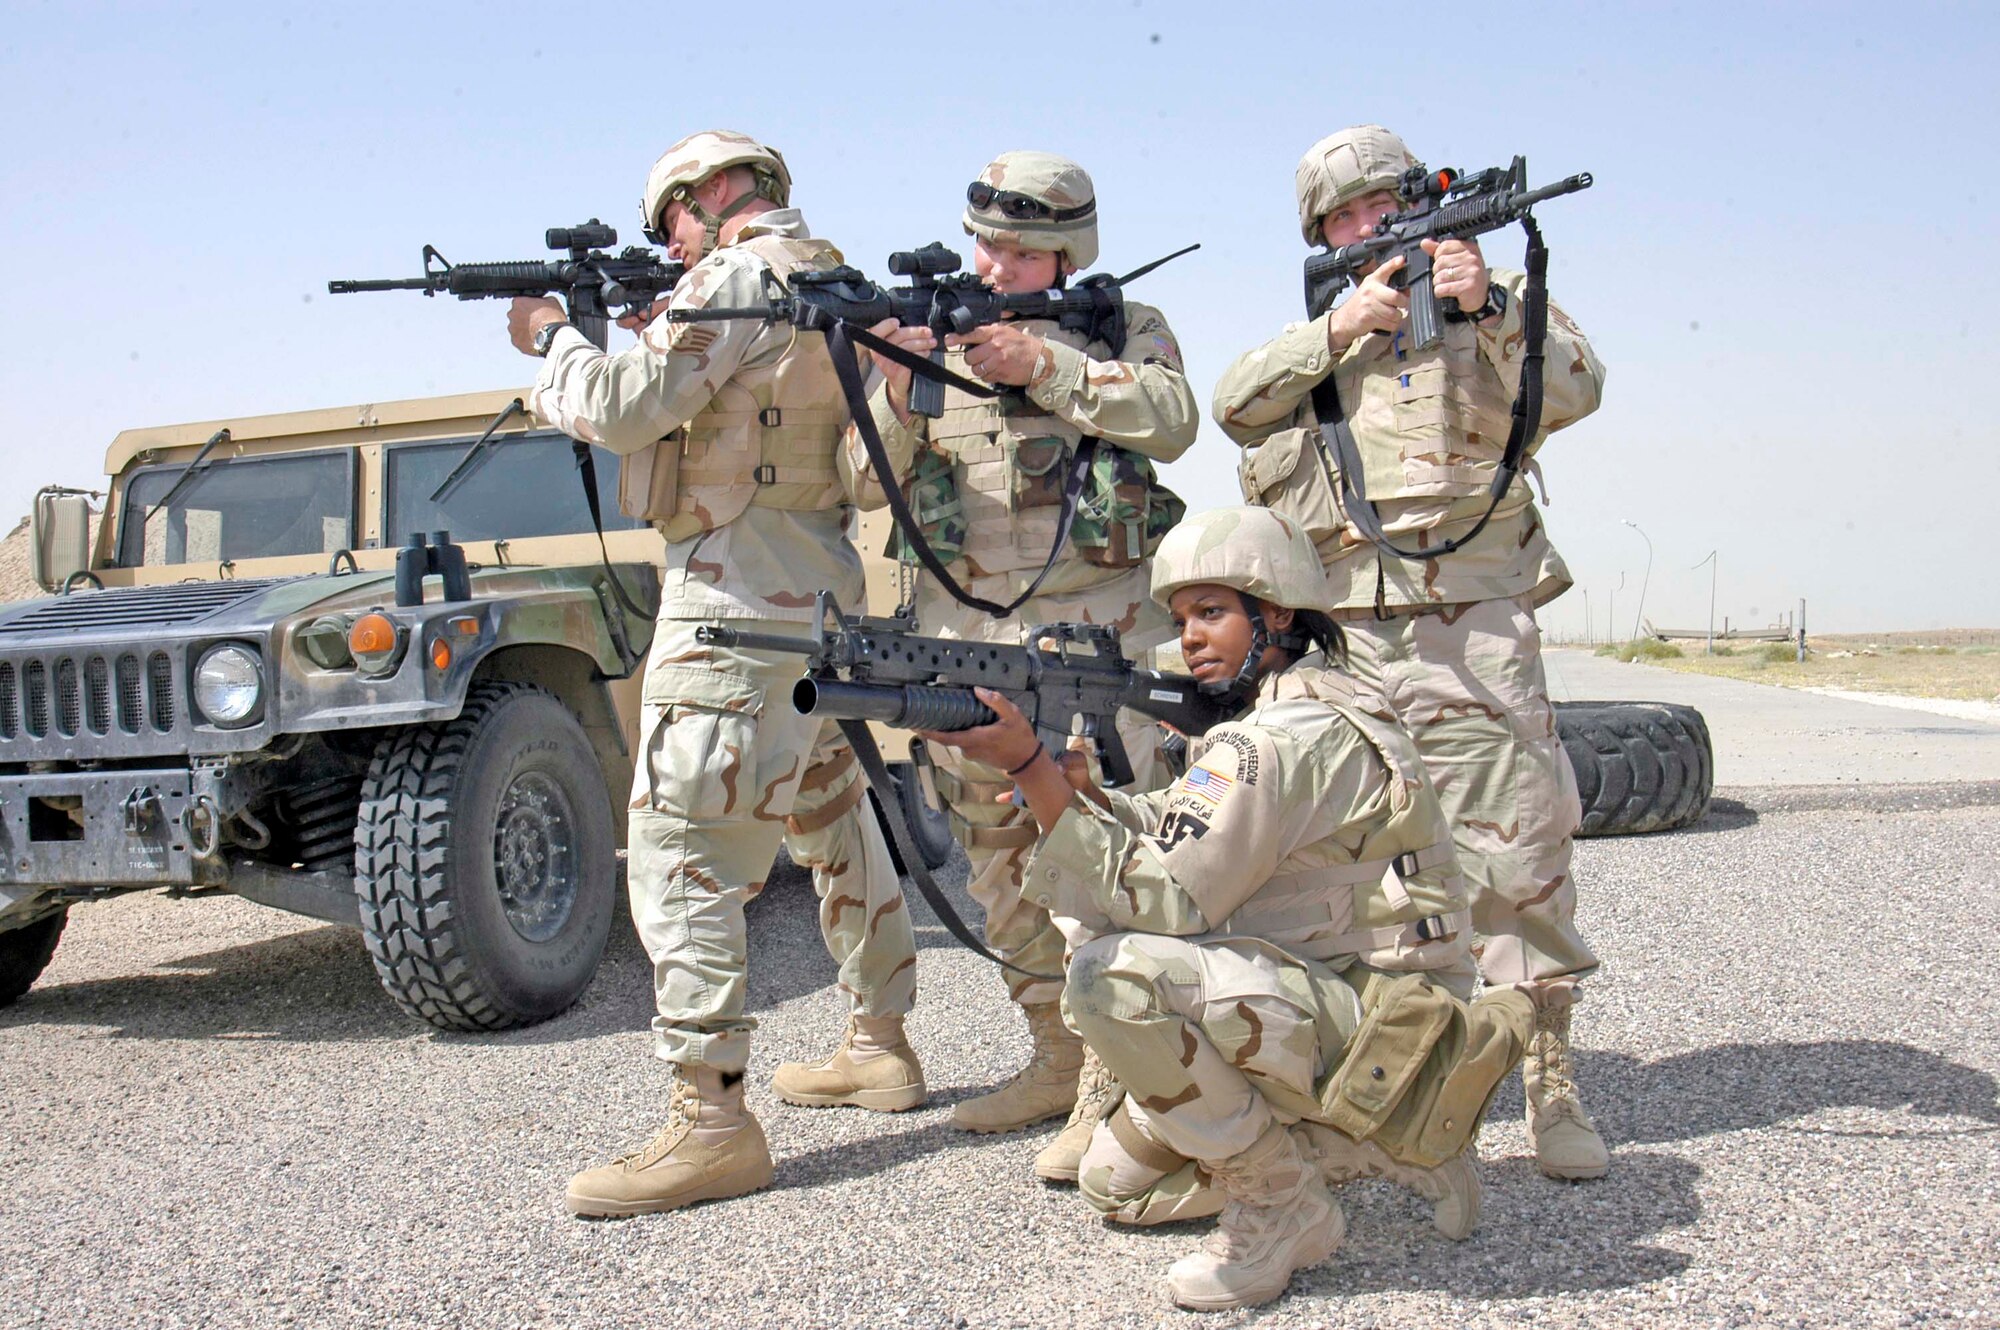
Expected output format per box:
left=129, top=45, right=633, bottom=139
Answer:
left=919, top=507, right=1536, bottom=1313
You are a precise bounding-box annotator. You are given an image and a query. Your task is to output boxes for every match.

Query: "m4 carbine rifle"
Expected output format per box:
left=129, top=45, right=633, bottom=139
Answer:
left=328, top=220, right=684, bottom=351
left=1303, top=157, right=1591, bottom=350
left=699, top=591, right=1224, bottom=980
left=696, top=591, right=1224, bottom=790
left=661, top=240, right=1198, bottom=417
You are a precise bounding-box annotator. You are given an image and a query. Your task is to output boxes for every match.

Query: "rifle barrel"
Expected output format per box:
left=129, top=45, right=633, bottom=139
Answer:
left=327, top=277, right=438, bottom=294
left=693, top=625, right=820, bottom=654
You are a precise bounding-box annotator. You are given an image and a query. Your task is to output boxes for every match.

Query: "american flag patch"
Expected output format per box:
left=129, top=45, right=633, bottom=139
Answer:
left=1182, top=765, right=1233, bottom=804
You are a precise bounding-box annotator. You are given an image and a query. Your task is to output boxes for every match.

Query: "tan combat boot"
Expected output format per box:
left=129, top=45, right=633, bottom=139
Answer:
left=1166, top=1121, right=1345, bottom=1312
left=1033, top=1046, right=1116, bottom=1182
left=1293, top=1122, right=1481, bottom=1240
left=950, top=1001, right=1084, bottom=1134
left=565, top=1066, right=775, bottom=1217
left=1524, top=1003, right=1609, bottom=1180
left=770, top=1015, right=926, bottom=1112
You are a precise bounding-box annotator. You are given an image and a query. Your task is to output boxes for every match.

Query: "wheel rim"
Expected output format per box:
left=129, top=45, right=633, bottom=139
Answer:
left=492, top=770, right=578, bottom=944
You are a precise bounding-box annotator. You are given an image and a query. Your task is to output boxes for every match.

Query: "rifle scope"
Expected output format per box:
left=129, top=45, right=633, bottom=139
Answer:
left=547, top=222, right=618, bottom=251
left=888, top=244, right=962, bottom=278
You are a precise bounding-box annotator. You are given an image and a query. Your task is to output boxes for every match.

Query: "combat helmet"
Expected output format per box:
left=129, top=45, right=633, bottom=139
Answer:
left=1295, top=125, right=1415, bottom=245
left=641, top=130, right=793, bottom=249
left=1151, top=508, right=1333, bottom=700
left=962, top=151, right=1099, bottom=271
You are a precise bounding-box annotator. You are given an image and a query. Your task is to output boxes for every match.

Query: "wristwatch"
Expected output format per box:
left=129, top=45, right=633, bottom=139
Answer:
left=531, top=320, right=572, bottom=357
left=1446, top=284, right=1509, bottom=326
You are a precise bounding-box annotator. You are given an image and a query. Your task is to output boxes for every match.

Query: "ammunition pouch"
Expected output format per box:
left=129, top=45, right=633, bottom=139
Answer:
left=886, top=445, right=967, bottom=566
left=1313, top=970, right=1533, bottom=1169
left=617, top=436, right=680, bottom=524
left=1238, top=425, right=1345, bottom=551
left=1073, top=444, right=1185, bottom=570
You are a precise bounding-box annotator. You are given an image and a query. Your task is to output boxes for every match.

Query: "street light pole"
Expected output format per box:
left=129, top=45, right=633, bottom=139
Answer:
left=1581, top=587, right=1591, bottom=645
left=1623, top=519, right=1654, bottom=642
left=1692, top=550, right=1717, bottom=654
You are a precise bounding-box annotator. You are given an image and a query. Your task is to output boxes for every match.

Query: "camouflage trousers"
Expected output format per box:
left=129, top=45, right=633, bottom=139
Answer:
left=917, top=567, right=1173, bottom=1009
left=1066, top=932, right=1349, bottom=1164
left=1340, top=594, right=1597, bottom=1005
left=627, top=616, right=917, bottom=1073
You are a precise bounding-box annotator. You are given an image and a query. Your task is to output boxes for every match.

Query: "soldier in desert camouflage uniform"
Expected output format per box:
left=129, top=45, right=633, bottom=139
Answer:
left=1213, top=125, right=1610, bottom=1180
left=836, top=152, right=1196, bottom=1148
left=918, top=507, right=1532, bottom=1311
left=505, top=131, right=921, bottom=1217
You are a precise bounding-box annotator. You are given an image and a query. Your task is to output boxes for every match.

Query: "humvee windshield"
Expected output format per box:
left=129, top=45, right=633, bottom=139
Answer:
left=385, top=431, right=643, bottom=544
left=118, top=451, right=354, bottom=567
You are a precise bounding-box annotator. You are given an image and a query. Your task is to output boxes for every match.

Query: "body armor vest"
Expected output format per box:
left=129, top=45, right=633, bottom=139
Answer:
left=1201, top=663, right=1468, bottom=973
left=1327, top=295, right=1532, bottom=509
left=619, top=234, right=851, bottom=542
left=892, top=320, right=1180, bottom=577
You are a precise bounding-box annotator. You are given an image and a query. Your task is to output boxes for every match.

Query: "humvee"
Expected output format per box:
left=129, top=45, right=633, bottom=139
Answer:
left=0, top=389, right=949, bottom=1031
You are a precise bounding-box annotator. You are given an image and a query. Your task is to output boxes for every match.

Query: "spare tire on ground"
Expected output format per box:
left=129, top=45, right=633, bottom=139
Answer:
left=1555, top=701, right=1714, bottom=837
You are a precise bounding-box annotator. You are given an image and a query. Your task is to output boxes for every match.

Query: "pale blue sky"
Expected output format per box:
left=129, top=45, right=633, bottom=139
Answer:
left=4, top=0, right=1994, bottom=632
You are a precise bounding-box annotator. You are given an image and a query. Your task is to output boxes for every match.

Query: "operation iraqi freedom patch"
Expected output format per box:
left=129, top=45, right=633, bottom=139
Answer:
left=1199, top=731, right=1261, bottom=786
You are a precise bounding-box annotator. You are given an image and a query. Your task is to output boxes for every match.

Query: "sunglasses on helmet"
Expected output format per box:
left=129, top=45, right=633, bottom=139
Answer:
left=965, top=181, right=1096, bottom=224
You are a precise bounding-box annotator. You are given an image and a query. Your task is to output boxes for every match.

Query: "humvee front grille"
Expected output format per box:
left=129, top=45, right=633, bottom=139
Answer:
left=0, top=649, right=180, bottom=752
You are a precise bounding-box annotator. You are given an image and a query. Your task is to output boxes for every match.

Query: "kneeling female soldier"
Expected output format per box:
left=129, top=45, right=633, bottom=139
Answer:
left=921, top=507, right=1533, bottom=1312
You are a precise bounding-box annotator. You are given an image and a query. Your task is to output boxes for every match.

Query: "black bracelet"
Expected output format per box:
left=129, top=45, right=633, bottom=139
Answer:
left=1005, top=745, right=1048, bottom=777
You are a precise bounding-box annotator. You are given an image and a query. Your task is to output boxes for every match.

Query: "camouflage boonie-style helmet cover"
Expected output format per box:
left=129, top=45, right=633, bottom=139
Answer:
left=962, top=151, right=1099, bottom=270
left=1150, top=507, right=1330, bottom=611
left=1295, top=125, right=1415, bottom=245
left=641, top=130, right=793, bottom=239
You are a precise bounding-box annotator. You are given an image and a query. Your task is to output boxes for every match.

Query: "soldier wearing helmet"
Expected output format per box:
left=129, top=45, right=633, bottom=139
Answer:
left=917, top=507, right=1529, bottom=1312
left=1213, top=125, right=1611, bottom=1182
left=506, top=130, right=923, bottom=1218
left=832, top=151, right=1197, bottom=1153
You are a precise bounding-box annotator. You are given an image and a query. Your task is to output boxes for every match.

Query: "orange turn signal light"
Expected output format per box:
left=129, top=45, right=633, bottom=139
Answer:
left=430, top=638, right=452, bottom=670
left=349, top=612, right=399, bottom=657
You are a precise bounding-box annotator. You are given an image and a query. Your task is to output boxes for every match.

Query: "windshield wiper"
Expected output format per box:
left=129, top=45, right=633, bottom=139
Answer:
left=142, top=428, right=232, bottom=525
left=429, top=398, right=528, bottom=505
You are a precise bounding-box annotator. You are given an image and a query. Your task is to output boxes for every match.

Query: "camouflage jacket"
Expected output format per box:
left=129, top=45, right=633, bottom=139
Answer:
left=529, top=209, right=863, bottom=623
left=1213, top=268, right=1604, bottom=612
left=1029, top=656, right=1473, bottom=976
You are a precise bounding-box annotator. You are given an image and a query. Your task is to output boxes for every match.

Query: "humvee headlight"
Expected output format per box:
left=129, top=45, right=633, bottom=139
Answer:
left=194, top=643, right=264, bottom=726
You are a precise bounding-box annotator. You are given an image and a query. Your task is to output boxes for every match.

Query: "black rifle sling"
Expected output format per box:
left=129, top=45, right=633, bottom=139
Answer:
left=837, top=717, right=1060, bottom=983
left=1312, top=214, right=1551, bottom=563
left=568, top=442, right=658, bottom=622
left=824, top=318, right=1099, bottom=619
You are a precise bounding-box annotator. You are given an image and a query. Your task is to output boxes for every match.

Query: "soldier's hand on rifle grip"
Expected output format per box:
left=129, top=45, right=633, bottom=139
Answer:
left=917, top=687, right=1074, bottom=834
left=616, top=295, right=674, bottom=333
left=1423, top=237, right=1491, bottom=317
left=508, top=297, right=568, bottom=356
left=948, top=324, right=1046, bottom=388
left=863, top=317, right=937, bottom=422
left=1328, top=255, right=1411, bottom=354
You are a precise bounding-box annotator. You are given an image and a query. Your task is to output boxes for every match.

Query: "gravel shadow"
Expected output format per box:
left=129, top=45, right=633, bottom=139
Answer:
left=0, top=922, right=411, bottom=1042
left=1298, top=1149, right=1700, bottom=1298
left=1483, top=1039, right=2000, bottom=1146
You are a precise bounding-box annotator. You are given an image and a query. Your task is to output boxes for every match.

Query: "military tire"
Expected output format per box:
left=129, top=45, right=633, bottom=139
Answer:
left=0, top=909, right=67, bottom=1006
left=1555, top=701, right=1714, bottom=837
left=354, top=683, right=616, bottom=1032
left=871, top=760, right=956, bottom=874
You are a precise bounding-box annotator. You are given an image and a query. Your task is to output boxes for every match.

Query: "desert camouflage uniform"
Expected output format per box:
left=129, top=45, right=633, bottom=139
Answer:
left=1033, top=655, right=1525, bottom=1208
left=532, top=209, right=915, bottom=1076
left=838, top=304, right=1197, bottom=1004
left=1215, top=266, right=1606, bottom=1006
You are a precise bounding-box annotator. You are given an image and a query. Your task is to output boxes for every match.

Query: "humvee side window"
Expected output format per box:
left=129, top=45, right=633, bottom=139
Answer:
left=384, top=432, right=643, bottom=544
left=117, top=452, right=355, bottom=568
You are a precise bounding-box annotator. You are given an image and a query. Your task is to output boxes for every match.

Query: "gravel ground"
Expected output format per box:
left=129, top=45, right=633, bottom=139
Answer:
left=3, top=782, right=1997, bottom=1329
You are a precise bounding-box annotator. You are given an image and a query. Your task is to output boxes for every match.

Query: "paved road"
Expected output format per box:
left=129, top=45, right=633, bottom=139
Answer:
left=1545, top=648, right=2000, bottom=786
left=3, top=683, right=1997, bottom=1327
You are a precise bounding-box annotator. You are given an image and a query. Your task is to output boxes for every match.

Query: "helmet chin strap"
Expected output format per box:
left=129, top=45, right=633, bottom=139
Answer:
left=681, top=182, right=765, bottom=252
left=1199, top=593, right=1309, bottom=712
